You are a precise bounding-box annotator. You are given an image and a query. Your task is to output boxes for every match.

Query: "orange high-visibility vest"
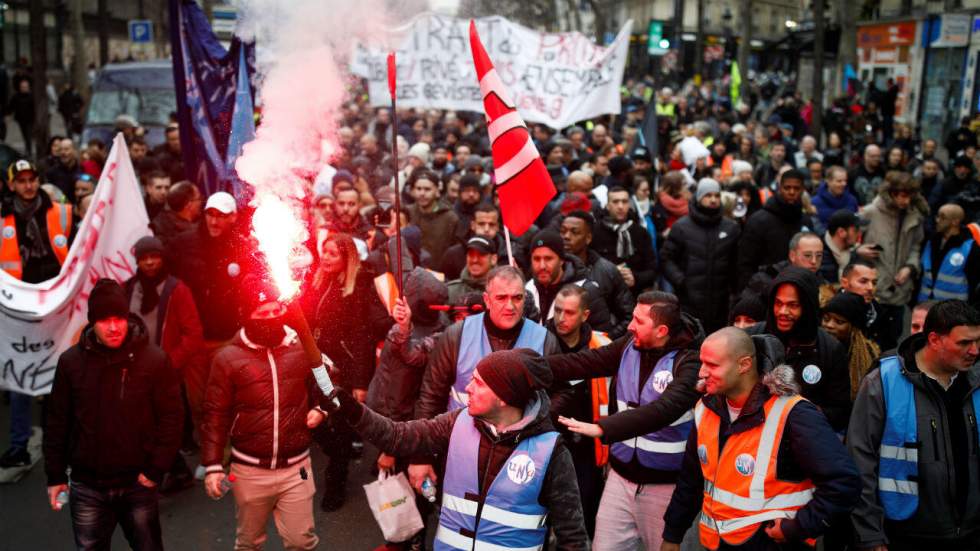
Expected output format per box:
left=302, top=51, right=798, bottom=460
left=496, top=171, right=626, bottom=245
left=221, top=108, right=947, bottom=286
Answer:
left=967, top=222, right=980, bottom=244
left=695, top=394, right=816, bottom=550
left=588, top=331, right=612, bottom=466
left=374, top=269, right=446, bottom=316
left=758, top=187, right=773, bottom=204
left=1, top=203, right=72, bottom=280
left=707, top=155, right=734, bottom=182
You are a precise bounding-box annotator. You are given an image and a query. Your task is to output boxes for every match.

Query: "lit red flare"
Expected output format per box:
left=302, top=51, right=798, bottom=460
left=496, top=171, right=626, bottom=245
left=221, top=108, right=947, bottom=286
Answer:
left=251, top=193, right=309, bottom=302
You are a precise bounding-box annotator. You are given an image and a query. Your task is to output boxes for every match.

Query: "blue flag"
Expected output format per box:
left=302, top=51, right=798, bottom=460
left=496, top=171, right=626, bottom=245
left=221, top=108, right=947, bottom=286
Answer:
left=169, top=0, right=255, bottom=201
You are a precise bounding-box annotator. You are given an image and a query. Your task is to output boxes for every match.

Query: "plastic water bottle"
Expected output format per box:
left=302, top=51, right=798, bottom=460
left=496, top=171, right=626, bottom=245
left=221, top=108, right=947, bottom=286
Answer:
left=421, top=477, right=437, bottom=503
left=219, top=473, right=236, bottom=498
left=54, top=490, right=69, bottom=511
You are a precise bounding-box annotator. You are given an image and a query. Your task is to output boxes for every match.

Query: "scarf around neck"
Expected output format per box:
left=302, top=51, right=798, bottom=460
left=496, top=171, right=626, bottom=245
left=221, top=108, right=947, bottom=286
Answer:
left=603, top=218, right=635, bottom=259
left=13, top=195, right=47, bottom=262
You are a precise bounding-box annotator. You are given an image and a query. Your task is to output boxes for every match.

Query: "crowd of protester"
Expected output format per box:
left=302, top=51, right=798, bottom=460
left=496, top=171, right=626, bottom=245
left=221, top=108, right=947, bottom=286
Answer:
left=3, top=74, right=980, bottom=551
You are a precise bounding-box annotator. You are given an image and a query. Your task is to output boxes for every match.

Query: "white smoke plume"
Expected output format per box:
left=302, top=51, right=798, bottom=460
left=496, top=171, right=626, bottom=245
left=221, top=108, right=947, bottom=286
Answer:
left=229, top=0, right=403, bottom=299
left=232, top=0, right=396, bottom=195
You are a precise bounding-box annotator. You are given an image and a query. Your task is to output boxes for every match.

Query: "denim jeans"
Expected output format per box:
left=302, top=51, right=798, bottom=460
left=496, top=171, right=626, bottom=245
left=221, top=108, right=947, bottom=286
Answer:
left=8, top=391, right=32, bottom=450
left=69, top=479, right=163, bottom=551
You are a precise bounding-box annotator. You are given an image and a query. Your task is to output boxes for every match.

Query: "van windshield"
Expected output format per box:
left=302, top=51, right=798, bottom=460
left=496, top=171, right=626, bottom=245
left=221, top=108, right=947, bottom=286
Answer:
left=86, top=68, right=175, bottom=126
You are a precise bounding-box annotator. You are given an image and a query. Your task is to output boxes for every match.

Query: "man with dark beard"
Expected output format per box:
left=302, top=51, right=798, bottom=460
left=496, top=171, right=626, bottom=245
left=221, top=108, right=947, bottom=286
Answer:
left=745, top=266, right=852, bottom=431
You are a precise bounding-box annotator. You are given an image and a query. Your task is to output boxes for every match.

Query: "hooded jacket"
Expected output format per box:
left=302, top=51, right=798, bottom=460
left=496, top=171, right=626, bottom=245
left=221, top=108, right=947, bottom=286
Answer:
left=367, top=269, right=449, bottom=422
left=43, top=315, right=183, bottom=487
left=746, top=267, right=851, bottom=431
left=543, top=312, right=706, bottom=484
left=663, top=359, right=861, bottom=550
left=847, top=333, right=980, bottom=546
left=861, top=178, right=927, bottom=306
left=737, top=195, right=815, bottom=289
left=447, top=267, right=487, bottom=306
left=662, top=200, right=742, bottom=332
left=525, top=254, right=613, bottom=335
left=348, top=354, right=589, bottom=550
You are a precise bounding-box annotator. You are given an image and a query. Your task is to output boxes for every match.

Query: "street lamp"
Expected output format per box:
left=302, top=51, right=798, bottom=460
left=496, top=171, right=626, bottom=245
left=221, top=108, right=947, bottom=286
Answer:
left=785, top=20, right=799, bottom=30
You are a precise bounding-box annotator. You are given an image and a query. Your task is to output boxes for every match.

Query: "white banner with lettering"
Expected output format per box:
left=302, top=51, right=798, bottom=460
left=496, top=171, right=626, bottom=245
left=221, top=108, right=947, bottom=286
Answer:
left=0, top=134, right=150, bottom=396
left=351, top=14, right=633, bottom=130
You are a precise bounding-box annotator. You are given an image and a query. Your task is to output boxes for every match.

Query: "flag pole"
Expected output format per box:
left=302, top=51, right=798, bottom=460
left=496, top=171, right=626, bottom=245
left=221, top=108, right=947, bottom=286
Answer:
left=504, top=226, right=516, bottom=268
left=387, top=52, right=403, bottom=296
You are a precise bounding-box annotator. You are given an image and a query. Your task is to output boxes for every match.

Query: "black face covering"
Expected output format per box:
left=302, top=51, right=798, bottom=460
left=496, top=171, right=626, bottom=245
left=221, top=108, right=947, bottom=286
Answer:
left=243, top=317, right=287, bottom=348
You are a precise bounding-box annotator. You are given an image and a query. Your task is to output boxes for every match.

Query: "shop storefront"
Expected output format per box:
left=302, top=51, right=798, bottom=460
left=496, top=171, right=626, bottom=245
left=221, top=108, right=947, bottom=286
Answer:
left=856, top=20, right=922, bottom=123
left=919, top=14, right=972, bottom=143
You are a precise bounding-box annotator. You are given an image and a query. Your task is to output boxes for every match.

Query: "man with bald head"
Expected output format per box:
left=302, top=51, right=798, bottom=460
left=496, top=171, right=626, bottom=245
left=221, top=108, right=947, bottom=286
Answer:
left=919, top=203, right=980, bottom=304
left=849, top=144, right=885, bottom=205
left=661, top=327, right=860, bottom=551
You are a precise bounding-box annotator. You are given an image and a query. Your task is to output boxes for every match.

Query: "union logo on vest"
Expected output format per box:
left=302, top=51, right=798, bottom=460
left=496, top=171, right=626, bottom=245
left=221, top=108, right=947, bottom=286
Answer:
left=802, top=364, right=822, bottom=385
left=652, top=370, right=673, bottom=394
left=734, top=453, right=755, bottom=476
left=506, top=453, right=536, bottom=485
left=2, top=226, right=13, bottom=239
left=950, top=252, right=966, bottom=267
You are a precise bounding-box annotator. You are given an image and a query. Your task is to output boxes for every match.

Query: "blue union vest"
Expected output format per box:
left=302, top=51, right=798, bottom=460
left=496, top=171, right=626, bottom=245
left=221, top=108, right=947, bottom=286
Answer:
left=878, top=356, right=980, bottom=520
left=449, top=313, right=548, bottom=411
left=435, top=409, right=558, bottom=551
left=918, top=238, right=974, bottom=301
left=609, top=341, right=692, bottom=470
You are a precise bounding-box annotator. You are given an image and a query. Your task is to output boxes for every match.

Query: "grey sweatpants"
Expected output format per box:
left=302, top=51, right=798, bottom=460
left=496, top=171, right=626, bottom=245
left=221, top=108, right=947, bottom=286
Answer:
left=592, top=468, right=675, bottom=550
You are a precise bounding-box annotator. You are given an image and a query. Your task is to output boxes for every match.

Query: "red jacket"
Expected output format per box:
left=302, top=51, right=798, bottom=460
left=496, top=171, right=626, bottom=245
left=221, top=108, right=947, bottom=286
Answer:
left=125, top=276, right=204, bottom=372
left=200, top=328, right=318, bottom=471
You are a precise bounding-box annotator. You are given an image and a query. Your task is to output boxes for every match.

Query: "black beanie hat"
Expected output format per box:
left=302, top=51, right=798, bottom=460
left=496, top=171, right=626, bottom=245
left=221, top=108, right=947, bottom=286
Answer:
left=133, top=235, right=165, bottom=260
left=529, top=229, right=564, bottom=259
left=476, top=350, right=537, bottom=409
left=87, top=278, right=130, bottom=323
left=730, top=291, right=766, bottom=324
left=240, top=274, right=280, bottom=317
left=823, top=291, right=870, bottom=331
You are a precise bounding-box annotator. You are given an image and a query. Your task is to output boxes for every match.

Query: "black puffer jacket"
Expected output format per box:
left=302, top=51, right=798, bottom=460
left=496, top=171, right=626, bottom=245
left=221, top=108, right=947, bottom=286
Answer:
left=200, top=328, right=318, bottom=470
left=525, top=255, right=612, bottom=335
left=582, top=249, right=634, bottom=339
left=43, top=315, right=183, bottom=487
left=737, top=195, right=814, bottom=289
left=367, top=268, right=448, bottom=421
left=543, top=312, right=706, bottom=484
left=746, top=266, right=851, bottom=431
left=347, top=354, right=588, bottom=550
left=169, top=223, right=252, bottom=341
left=662, top=201, right=741, bottom=332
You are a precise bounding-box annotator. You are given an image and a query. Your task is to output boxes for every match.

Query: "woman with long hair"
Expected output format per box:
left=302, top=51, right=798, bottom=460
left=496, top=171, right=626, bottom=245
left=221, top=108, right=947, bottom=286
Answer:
left=307, top=232, right=392, bottom=511
left=821, top=291, right=880, bottom=401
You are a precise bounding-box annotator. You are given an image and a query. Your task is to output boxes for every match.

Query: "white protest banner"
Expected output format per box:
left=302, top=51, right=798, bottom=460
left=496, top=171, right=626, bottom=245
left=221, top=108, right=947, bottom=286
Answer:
left=351, top=14, right=633, bottom=130
left=0, top=134, right=150, bottom=396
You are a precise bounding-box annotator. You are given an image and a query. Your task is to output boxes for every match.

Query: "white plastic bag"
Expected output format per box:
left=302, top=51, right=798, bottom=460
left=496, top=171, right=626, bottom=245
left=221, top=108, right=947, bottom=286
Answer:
left=363, top=470, right=424, bottom=542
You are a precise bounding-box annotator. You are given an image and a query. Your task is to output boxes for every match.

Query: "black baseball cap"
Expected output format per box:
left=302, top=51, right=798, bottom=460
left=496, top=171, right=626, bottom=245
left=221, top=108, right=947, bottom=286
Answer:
left=466, top=236, right=496, bottom=255
left=827, top=209, right=868, bottom=234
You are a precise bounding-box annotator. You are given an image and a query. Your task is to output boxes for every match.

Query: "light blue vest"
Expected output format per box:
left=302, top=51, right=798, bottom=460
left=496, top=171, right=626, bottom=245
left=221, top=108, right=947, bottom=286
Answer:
left=919, top=239, right=974, bottom=301
left=878, top=356, right=980, bottom=520
left=609, top=342, right=692, bottom=471
left=449, top=313, right=548, bottom=411
left=435, top=409, right=558, bottom=551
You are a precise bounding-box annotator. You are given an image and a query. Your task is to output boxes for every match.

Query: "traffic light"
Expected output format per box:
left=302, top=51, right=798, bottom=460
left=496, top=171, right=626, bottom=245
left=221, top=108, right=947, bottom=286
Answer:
left=648, top=20, right=670, bottom=55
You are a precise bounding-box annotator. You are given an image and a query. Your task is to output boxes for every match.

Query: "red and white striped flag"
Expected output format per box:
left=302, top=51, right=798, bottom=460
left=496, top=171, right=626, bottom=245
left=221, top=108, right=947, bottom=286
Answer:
left=469, top=20, right=556, bottom=236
